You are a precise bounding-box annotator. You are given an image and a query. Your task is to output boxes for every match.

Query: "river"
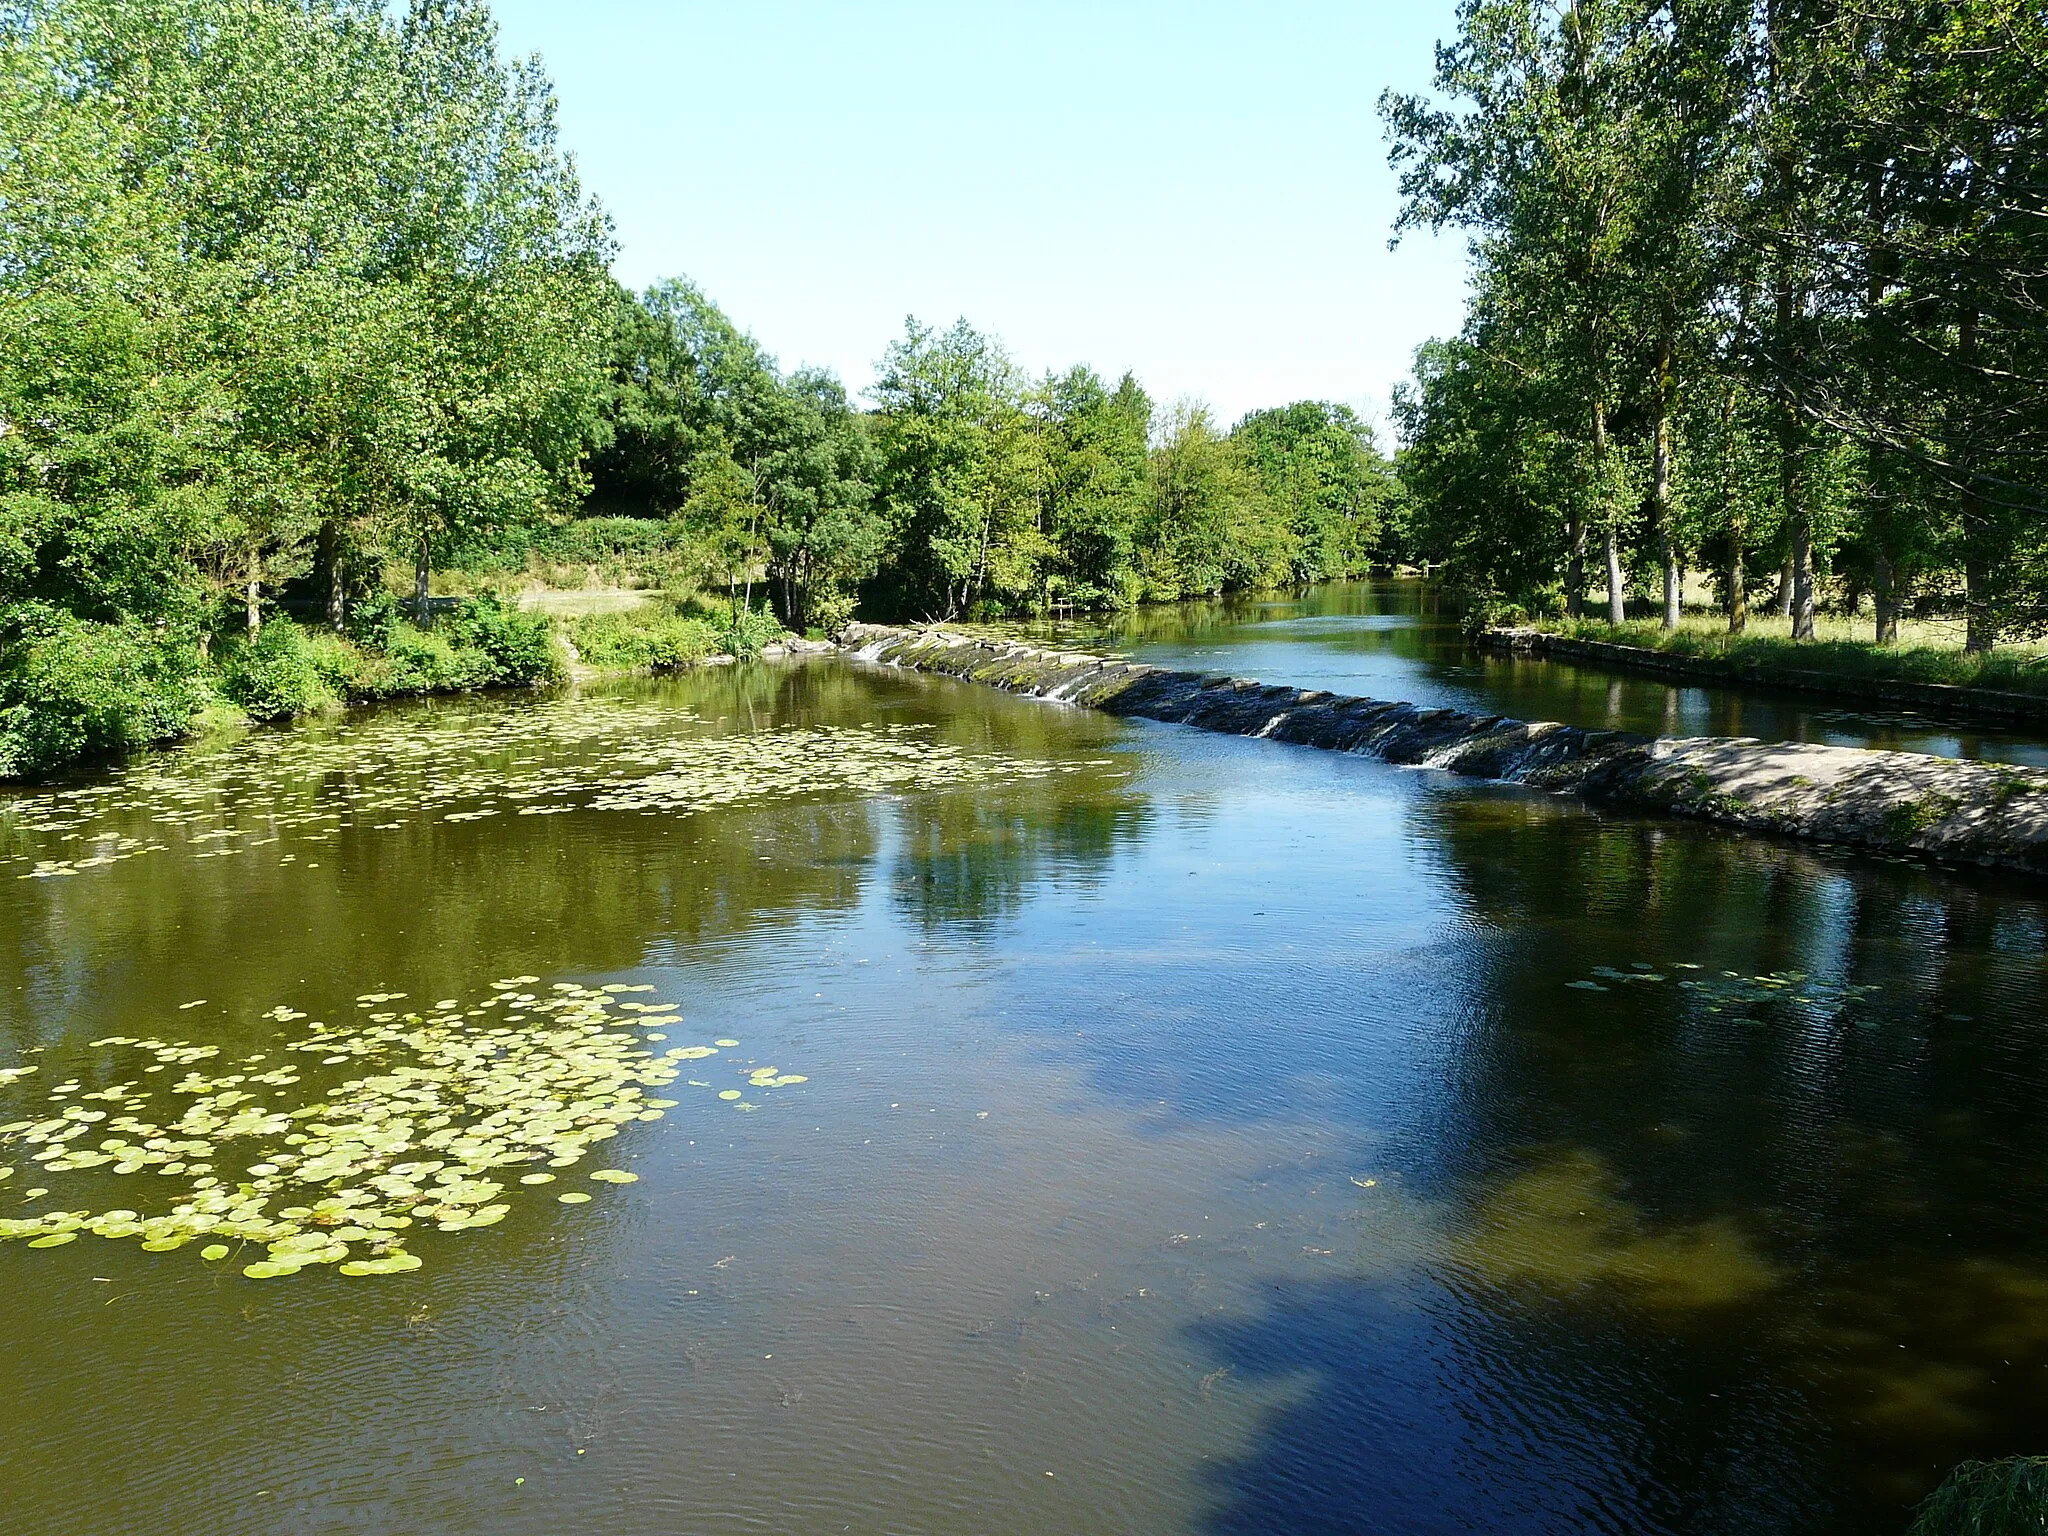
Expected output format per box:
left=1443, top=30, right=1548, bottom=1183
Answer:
left=1019, top=578, right=2048, bottom=768
left=2, top=604, right=2047, bottom=1535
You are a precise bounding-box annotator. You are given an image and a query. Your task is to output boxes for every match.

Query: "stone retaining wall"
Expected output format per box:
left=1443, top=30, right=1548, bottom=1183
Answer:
left=839, top=623, right=2048, bottom=877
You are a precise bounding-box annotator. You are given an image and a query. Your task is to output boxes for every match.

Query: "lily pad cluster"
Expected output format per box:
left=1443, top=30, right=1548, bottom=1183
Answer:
left=1568, top=962, right=1882, bottom=1019
left=2, top=698, right=1087, bottom=880
left=0, top=979, right=802, bottom=1278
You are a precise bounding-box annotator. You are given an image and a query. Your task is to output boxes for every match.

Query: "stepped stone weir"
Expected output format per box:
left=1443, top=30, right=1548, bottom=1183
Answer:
left=837, top=623, right=2048, bottom=878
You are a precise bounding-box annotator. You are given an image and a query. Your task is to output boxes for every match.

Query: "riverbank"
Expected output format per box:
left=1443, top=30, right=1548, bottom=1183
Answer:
left=1480, top=621, right=2048, bottom=725
left=841, top=622, right=2048, bottom=877
left=0, top=598, right=804, bottom=784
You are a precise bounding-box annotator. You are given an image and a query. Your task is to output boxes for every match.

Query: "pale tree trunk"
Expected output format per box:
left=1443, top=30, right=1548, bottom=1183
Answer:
left=1721, top=378, right=1748, bottom=635
left=1593, top=397, right=1624, bottom=625
left=1605, top=529, right=1626, bottom=626
left=414, top=537, right=433, bottom=629
left=317, top=520, right=346, bottom=632
left=1957, top=307, right=1997, bottom=653
left=1775, top=257, right=1815, bottom=640
left=246, top=550, right=263, bottom=634
left=1566, top=513, right=1586, bottom=618
left=1790, top=512, right=1814, bottom=640
left=1652, top=337, right=1679, bottom=629
left=1776, top=554, right=1794, bottom=618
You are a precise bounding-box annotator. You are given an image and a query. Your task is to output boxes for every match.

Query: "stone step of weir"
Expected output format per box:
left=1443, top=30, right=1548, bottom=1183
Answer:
left=837, top=622, right=2048, bottom=879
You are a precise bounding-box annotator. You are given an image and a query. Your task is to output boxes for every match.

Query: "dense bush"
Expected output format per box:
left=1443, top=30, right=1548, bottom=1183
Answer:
left=720, top=604, right=784, bottom=660
left=541, top=517, right=680, bottom=563
left=568, top=608, right=722, bottom=672
left=442, top=597, right=561, bottom=685
left=0, top=612, right=201, bottom=779
left=223, top=623, right=333, bottom=722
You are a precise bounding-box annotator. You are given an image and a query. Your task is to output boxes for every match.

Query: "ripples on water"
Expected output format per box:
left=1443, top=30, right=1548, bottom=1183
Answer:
left=0, top=636, right=2046, bottom=1535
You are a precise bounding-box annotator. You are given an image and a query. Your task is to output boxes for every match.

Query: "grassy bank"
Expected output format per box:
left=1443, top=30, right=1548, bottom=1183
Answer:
left=0, top=595, right=788, bottom=784
left=1516, top=613, right=2048, bottom=700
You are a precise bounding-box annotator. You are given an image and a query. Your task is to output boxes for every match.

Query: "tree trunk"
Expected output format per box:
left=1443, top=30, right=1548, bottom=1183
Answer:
left=1791, top=514, right=1814, bottom=640
left=1566, top=513, right=1586, bottom=618
left=317, top=520, right=346, bottom=631
left=1652, top=336, right=1678, bottom=629
left=414, top=537, right=432, bottom=629
left=1956, top=307, right=1997, bottom=653
left=1774, top=255, right=1815, bottom=641
left=1776, top=554, right=1794, bottom=618
left=1965, top=551, right=1996, bottom=652
left=1605, top=529, right=1625, bottom=627
left=1873, top=553, right=1898, bottom=645
left=246, top=551, right=262, bottom=634
left=1593, top=397, right=1624, bottom=625
left=1728, top=539, right=1747, bottom=634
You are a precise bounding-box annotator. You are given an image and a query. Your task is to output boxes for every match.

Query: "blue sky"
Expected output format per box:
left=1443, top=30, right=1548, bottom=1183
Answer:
left=487, top=0, right=1471, bottom=434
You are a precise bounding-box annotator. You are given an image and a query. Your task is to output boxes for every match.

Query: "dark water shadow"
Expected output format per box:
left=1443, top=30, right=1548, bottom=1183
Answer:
left=1184, top=1270, right=1829, bottom=1536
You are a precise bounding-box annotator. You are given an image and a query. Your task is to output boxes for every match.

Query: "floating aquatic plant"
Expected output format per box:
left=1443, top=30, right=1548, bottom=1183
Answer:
left=2, top=699, right=1091, bottom=881
left=1566, top=962, right=1882, bottom=1020
left=0, top=980, right=800, bottom=1278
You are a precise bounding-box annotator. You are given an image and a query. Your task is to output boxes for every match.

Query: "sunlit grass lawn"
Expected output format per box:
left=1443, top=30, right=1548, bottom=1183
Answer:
left=1527, top=607, right=2048, bottom=697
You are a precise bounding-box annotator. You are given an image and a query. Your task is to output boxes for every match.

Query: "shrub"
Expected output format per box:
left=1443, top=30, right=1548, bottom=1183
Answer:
left=1909, top=1457, right=2048, bottom=1535
left=720, top=604, right=785, bottom=660
left=569, top=607, right=721, bottom=672
left=0, top=611, right=201, bottom=779
left=806, top=591, right=858, bottom=639
left=443, top=596, right=562, bottom=685
left=222, top=622, right=333, bottom=722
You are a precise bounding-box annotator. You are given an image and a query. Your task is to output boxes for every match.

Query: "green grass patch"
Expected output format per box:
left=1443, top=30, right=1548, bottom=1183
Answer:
left=1526, top=614, right=2048, bottom=698
left=568, top=608, right=723, bottom=672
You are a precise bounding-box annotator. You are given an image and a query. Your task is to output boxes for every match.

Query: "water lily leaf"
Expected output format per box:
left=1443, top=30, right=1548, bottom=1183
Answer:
left=200, top=1244, right=231, bottom=1262
left=557, top=1192, right=592, bottom=1204
left=589, top=1170, right=637, bottom=1184
left=26, top=1232, right=76, bottom=1248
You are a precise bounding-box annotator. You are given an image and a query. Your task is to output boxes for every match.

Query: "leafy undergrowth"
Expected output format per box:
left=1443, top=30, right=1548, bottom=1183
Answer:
left=0, top=595, right=804, bottom=782
left=1908, top=1457, right=2048, bottom=1535
left=1525, top=615, right=2048, bottom=697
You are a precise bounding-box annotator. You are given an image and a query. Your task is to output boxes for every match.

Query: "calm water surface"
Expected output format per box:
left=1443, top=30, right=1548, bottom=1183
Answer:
left=1022, top=579, right=2048, bottom=768
left=3, top=652, right=2048, bottom=1535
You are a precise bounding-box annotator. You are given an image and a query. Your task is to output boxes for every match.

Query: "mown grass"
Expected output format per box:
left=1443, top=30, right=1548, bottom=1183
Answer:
left=1524, top=612, right=2048, bottom=698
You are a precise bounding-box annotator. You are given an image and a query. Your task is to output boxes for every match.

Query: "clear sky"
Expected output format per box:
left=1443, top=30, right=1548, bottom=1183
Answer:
left=486, top=0, right=1471, bottom=434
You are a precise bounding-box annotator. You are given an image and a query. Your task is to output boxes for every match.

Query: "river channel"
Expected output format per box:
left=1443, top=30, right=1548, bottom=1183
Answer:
left=1021, top=578, right=2048, bottom=768
left=3, top=602, right=2048, bottom=1535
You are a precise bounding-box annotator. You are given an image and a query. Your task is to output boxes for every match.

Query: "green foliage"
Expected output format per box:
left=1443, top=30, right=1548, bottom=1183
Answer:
left=1233, top=401, right=1397, bottom=582
left=1908, top=1457, right=2048, bottom=1536
left=223, top=623, right=333, bottom=723
left=0, top=0, right=611, bottom=775
left=440, top=597, right=561, bottom=686
left=1383, top=0, right=2048, bottom=646
left=567, top=608, right=721, bottom=673
left=719, top=604, right=784, bottom=661
left=0, top=612, right=202, bottom=778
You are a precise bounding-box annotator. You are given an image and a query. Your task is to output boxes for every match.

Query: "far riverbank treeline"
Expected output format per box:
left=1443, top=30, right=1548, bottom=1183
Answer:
left=1385, top=0, right=2047, bottom=648
left=0, top=0, right=1398, bottom=777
